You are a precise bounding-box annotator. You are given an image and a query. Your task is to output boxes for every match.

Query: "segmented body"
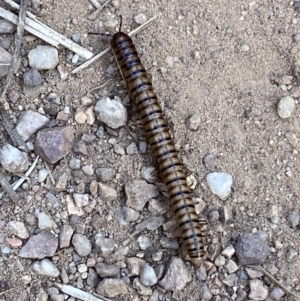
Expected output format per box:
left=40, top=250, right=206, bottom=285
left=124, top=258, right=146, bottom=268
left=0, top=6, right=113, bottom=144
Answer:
left=111, top=32, right=207, bottom=267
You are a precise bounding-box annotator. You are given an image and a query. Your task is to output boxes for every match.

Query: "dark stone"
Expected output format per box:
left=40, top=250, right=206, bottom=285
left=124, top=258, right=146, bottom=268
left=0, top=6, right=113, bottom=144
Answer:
left=235, top=233, right=269, bottom=265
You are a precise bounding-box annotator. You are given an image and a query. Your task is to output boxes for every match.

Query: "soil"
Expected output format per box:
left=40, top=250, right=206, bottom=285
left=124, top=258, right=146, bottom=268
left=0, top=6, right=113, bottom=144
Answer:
left=1, top=0, right=300, bottom=300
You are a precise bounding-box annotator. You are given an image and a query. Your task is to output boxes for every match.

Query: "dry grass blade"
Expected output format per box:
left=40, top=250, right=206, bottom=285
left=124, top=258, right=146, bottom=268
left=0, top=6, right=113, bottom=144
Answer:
left=0, top=0, right=26, bottom=101
left=11, top=156, right=39, bottom=191
left=1, top=111, right=28, bottom=152
left=88, top=0, right=112, bottom=20
left=0, top=0, right=27, bottom=203
left=247, top=265, right=300, bottom=300
left=89, top=0, right=101, bottom=9
left=1, top=1, right=94, bottom=59
left=0, top=169, right=19, bottom=202
left=54, top=283, right=112, bottom=301
left=72, top=15, right=158, bottom=74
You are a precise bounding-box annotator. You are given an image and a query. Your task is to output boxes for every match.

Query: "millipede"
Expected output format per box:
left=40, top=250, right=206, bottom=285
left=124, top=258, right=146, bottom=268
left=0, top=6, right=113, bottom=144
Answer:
left=110, top=24, right=207, bottom=267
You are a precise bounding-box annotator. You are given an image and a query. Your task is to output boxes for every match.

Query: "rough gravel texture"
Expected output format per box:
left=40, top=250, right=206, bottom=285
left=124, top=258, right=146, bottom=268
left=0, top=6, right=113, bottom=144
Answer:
left=0, top=0, right=300, bottom=301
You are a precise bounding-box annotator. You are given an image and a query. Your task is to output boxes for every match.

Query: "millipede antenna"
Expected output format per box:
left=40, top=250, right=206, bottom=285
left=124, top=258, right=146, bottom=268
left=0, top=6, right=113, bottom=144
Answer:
left=119, top=15, right=123, bottom=32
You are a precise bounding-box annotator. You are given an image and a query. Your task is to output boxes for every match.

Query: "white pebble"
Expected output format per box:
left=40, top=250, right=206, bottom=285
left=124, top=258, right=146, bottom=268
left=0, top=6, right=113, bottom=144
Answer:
left=32, top=259, right=60, bottom=278
left=206, top=172, right=232, bottom=200
left=140, top=264, right=158, bottom=286
left=241, top=44, right=250, bottom=52
left=277, top=96, right=295, bottom=118
left=38, top=168, right=48, bottom=182
left=38, top=212, right=53, bottom=229
left=134, top=13, right=147, bottom=25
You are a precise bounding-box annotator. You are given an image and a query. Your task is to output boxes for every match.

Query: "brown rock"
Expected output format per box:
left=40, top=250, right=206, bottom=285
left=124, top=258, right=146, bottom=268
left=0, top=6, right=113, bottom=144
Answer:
left=19, top=231, right=58, bottom=259
left=59, top=225, right=74, bottom=248
left=73, top=140, right=89, bottom=156
left=96, top=278, right=128, bottom=298
left=125, top=180, right=159, bottom=211
left=98, top=183, right=117, bottom=202
left=35, top=126, right=74, bottom=164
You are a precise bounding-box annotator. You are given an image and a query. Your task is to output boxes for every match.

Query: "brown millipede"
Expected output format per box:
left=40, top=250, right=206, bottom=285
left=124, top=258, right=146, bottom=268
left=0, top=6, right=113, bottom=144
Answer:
left=110, top=29, right=207, bottom=267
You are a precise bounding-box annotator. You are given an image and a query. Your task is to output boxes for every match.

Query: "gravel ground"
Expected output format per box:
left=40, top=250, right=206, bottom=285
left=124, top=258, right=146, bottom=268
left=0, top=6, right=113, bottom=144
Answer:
left=0, top=0, right=300, bottom=300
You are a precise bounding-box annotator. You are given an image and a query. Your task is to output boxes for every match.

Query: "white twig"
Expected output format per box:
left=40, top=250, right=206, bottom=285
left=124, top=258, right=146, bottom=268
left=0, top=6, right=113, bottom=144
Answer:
left=89, top=0, right=101, bottom=9
left=72, top=15, right=158, bottom=74
left=11, top=156, right=39, bottom=191
left=0, top=6, right=94, bottom=60
left=88, top=0, right=112, bottom=20
left=54, top=283, right=112, bottom=301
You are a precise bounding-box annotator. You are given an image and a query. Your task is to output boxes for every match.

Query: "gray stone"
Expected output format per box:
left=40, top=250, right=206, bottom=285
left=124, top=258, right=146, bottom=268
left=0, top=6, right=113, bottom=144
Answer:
left=132, top=215, right=165, bottom=235
left=206, top=172, right=232, bottom=200
left=187, top=113, right=201, bottom=130
left=19, top=231, right=58, bottom=259
left=140, top=264, right=158, bottom=286
left=286, top=248, right=298, bottom=262
left=35, top=126, right=74, bottom=164
left=137, top=235, right=151, bottom=250
left=87, top=268, right=99, bottom=288
left=235, top=233, right=269, bottom=265
left=287, top=211, right=299, bottom=227
left=159, top=257, right=191, bottom=291
left=28, top=45, right=59, bottom=70
left=0, top=47, right=12, bottom=77
left=199, top=284, right=213, bottom=301
left=122, top=206, right=139, bottom=222
left=72, top=234, right=92, bottom=256
left=132, top=278, right=152, bottom=295
left=16, top=110, right=50, bottom=141
left=127, top=257, right=146, bottom=276
left=59, top=225, right=73, bottom=248
left=7, top=221, right=29, bottom=239
left=23, top=69, right=43, bottom=87
left=94, top=96, right=127, bottom=129
left=203, top=153, right=215, bottom=170
left=134, top=13, right=147, bottom=24
left=222, top=245, right=235, bottom=258
left=214, top=255, right=226, bottom=266
left=95, top=262, right=120, bottom=278
left=95, top=236, right=115, bottom=257
left=73, top=193, right=89, bottom=207
left=38, top=168, right=48, bottom=182
left=37, top=212, right=53, bottom=229
left=95, top=167, right=116, bottom=182
left=277, top=96, right=295, bottom=118
left=0, top=144, right=28, bottom=173
left=208, top=210, right=219, bottom=222
left=0, top=19, right=16, bottom=33
left=32, top=259, right=60, bottom=278
left=125, top=180, right=159, bottom=211
left=225, top=259, right=239, bottom=274
left=249, top=279, right=268, bottom=300
left=96, top=278, right=128, bottom=298
left=268, top=287, right=285, bottom=301
left=196, top=264, right=207, bottom=281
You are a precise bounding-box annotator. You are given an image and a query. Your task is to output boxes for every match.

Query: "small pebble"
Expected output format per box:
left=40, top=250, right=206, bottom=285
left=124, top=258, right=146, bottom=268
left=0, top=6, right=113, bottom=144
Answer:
left=206, top=172, right=232, bottom=200
left=140, top=264, right=158, bottom=286
left=28, top=45, right=59, bottom=70
left=187, top=114, right=201, bottom=130
left=32, top=259, right=60, bottom=278
left=286, top=248, right=298, bottom=262
left=134, top=13, right=147, bottom=24
left=241, top=44, right=250, bottom=52
left=248, top=279, right=268, bottom=300
left=277, top=96, right=295, bottom=118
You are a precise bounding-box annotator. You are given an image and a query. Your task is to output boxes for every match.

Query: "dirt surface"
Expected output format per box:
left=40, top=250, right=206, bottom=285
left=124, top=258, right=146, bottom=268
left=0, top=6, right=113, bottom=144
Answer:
left=1, top=0, right=300, bottom=300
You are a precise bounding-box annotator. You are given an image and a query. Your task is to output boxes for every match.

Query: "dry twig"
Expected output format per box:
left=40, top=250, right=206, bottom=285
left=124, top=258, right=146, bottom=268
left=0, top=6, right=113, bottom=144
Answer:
left=1, top=1, right=94, bottom=59
left=88, top=0, right=112, bottom=20
left=54, top=283, right=112, bottom=301
left=0, top=0, right=27, bottom=203
left=248, top=265, right=300, bottom=300
left=72, top=15, right=158, bottom=74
